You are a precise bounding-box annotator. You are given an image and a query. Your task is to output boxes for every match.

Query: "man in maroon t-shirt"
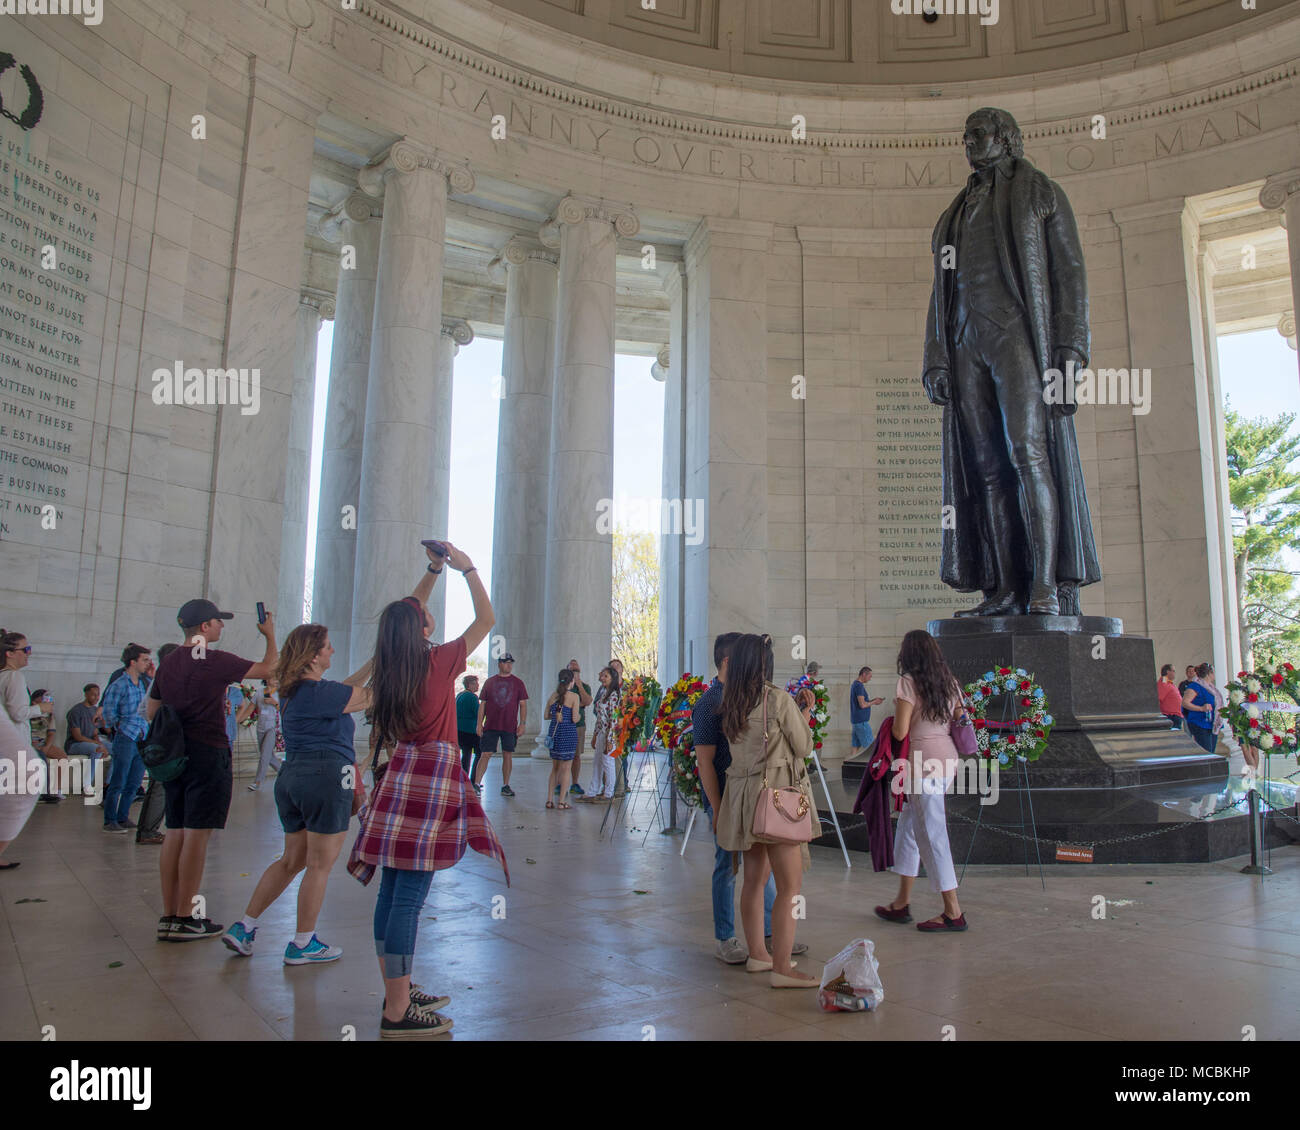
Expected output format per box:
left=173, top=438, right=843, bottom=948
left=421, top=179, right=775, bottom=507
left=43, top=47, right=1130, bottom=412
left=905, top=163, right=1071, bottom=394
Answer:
left=475, top=654, right=528, bottom=797
left=146, top=598, right=277, bottom=943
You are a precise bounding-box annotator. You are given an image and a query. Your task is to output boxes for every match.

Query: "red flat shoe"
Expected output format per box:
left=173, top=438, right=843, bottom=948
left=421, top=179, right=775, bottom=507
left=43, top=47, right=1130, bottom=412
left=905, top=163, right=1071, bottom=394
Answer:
left=917, top=913, right=968, bottom=932
left=874, top=903, right=912, bottom=923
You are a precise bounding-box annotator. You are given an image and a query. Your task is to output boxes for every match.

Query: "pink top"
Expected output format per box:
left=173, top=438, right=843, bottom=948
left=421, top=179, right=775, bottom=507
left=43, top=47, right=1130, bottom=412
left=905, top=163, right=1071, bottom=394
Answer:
left=1156, top=680, right=1183, bottom=716
left=896, top=674, right=960, bottom=782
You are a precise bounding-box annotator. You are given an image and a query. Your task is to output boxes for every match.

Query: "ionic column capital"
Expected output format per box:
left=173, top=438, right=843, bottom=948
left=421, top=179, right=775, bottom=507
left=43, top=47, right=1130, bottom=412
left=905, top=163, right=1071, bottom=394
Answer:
left=540, top=194, right=639, bottom=246
left=1260, top=171, right=1300, bottom=212
left=490, top=235, right=559, bottom=279
left=357, top=139, right=475, bottom=198
left=651, top=346, right=669, bottom=381
left=318, top=191, right=381, bottom=242
left=1280, top=311, right=1297, bottom=350
left=300, top=289, right=336, bottom=321
left=442, top=318, right=474, bottom=353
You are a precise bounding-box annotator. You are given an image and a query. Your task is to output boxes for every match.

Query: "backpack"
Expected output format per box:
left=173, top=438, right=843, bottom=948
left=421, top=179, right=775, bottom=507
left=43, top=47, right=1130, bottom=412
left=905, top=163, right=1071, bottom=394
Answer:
left=140, top=703, right=188, bottom=782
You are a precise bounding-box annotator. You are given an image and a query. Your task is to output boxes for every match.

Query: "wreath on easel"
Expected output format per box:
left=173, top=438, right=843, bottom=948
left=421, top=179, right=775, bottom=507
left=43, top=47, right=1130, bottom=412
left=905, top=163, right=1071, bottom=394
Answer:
left=653, top=673, right=710, bottom=809
left=963, top=666, right=1055, bottom=765
left=1224, top=661, right=1299, bottom=760
left=612, top=674, right=662, bottom=759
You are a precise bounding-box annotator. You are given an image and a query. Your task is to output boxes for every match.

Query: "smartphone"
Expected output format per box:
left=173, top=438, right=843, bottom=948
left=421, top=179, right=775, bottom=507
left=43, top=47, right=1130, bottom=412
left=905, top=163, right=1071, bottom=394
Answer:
left=421, top=539, right=448, bottom=557
left=256, top=601, right=267, bottom=624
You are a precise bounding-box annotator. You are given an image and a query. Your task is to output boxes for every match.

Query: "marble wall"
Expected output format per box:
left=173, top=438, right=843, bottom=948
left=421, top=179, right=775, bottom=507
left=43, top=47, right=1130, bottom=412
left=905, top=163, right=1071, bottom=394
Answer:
left=2, top=0, right=1298, bottom=759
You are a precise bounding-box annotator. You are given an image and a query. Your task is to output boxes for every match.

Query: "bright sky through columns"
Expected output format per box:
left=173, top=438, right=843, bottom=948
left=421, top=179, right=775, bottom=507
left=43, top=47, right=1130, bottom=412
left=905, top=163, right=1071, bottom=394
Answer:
left=304, top=324, right=667, bottom=663
left=303, top=325, right=1300, bottom=658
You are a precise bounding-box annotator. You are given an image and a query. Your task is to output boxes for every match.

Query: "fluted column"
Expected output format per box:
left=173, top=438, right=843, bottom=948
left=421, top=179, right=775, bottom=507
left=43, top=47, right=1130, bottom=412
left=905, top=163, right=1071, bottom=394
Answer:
left=278, top=291, right=333, bottom=632
left=1260, top=172, right=1300, bottom=381
left=428, top=317, right=473, bottom=644
left=491, top=237, right=558, bottom=733
left=656, top=326, right=684, bottom=689
left=350, top=141, right=474, bottom=669
left=313, top=192, right=381, bottom=663
left=539, top=196, right=638, bottom=714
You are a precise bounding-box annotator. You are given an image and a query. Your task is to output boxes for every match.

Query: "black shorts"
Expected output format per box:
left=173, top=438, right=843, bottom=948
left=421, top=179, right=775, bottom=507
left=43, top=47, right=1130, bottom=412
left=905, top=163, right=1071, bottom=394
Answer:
left=480, top=728, right=517, bottom=753
left=163, top=740, right=233, bottom=830
left=457, top=730, right=479, bottom=758
left=274, top=751, right=352, bottom=835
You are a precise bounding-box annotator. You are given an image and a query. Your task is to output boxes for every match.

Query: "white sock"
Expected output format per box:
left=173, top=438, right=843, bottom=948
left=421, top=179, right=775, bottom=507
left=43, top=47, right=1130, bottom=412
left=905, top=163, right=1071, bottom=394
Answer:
left=293, top=932, right=314, bottom=948
left=240, top=915, right=259, bottom=930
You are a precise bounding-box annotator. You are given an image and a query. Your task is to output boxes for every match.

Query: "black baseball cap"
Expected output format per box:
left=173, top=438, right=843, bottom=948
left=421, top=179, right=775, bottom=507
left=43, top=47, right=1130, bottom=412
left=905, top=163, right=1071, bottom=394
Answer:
left=498, top=653, right=515, bottom=663
left=177, top=598, right=234, bottom=629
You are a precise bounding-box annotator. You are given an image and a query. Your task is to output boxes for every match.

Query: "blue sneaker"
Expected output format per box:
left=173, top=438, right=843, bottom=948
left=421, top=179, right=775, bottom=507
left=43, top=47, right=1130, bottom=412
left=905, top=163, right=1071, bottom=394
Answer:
left=222, top=921, right=256, bottom=956
left=569, top=783, right=585, bottom=796
left=284, top=935, right=343, bottom=965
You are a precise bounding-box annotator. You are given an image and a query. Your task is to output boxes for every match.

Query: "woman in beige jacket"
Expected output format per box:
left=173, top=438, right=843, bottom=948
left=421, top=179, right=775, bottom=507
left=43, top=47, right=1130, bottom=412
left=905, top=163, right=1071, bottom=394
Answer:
left=715, top=633, right=818, bottom=988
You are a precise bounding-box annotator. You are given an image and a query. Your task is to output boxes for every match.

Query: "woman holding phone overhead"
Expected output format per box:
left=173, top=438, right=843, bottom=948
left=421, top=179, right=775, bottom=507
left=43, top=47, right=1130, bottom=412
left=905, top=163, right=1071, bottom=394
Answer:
left=348, top=539, right=509, bottom=1039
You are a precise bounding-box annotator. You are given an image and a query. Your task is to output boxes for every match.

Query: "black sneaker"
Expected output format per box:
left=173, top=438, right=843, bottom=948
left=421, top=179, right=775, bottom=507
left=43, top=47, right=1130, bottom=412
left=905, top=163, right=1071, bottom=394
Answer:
left=156, top=915, right=177, bottom=941
left=384, top=983, right=451, bottom=1012
left=380, top=1002, right=453, bottom=1038
left=167, top=916, right=224, bottom=942
left=500, top=785, right=515, bottom=797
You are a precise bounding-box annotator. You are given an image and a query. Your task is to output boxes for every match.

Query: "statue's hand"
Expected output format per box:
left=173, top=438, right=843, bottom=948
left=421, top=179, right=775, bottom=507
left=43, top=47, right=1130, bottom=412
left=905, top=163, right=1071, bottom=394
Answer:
left=1051, top=348, right=1084, bottom=417
left=923, top=368, right=952, bottom=407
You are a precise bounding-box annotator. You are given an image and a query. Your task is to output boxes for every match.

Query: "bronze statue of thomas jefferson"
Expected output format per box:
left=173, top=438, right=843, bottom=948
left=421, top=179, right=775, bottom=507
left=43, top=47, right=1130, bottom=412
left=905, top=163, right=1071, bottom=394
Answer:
left=923, top=107, right=1101, bottom=617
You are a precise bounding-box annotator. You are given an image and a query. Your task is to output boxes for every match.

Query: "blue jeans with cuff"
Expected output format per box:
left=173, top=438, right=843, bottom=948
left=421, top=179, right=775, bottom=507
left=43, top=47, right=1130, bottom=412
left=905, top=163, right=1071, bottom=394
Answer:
left=703, top=796, right=774, bottom=940
left=373, top=866, right=436, bottom=979
left=104, top=732, right=145, bottom=826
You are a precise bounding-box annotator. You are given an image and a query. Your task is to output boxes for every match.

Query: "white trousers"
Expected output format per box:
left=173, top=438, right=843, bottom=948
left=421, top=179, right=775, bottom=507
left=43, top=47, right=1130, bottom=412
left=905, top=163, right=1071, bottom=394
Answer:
left=254, top=729, right=283, bottom=786
left=890, top=782, right=957, bottom=893
left=586, top=730, right=616, bottom=798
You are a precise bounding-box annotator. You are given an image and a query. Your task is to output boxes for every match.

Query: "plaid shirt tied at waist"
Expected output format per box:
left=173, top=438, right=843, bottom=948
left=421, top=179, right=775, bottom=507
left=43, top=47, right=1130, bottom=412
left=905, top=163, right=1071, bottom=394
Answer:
left=348, top=737, right=509, bottom=886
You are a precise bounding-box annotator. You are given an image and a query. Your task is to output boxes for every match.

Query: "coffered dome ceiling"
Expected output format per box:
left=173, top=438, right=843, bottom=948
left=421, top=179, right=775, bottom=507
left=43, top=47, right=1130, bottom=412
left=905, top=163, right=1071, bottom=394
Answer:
left=480, top=0, right=1295, bottom=84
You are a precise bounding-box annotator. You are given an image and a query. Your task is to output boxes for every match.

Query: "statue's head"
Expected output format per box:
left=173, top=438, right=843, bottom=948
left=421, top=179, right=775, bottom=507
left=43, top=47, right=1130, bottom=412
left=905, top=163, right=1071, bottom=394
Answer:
left=964, top=108, right=1024, bottom=170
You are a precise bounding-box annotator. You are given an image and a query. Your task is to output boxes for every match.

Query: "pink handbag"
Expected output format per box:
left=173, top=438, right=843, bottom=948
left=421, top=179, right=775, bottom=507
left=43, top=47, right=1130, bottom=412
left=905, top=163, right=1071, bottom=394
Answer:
left=752, top=689, right=815, bottom=843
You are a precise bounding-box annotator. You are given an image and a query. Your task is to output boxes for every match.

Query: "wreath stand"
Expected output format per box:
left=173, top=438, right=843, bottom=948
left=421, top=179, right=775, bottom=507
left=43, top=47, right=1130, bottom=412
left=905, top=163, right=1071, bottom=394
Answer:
left=678, top=750, right=851, bottom=869
left=600, top=743, right=668, bottom=841
left=958, top=744, right=1045, bottom=889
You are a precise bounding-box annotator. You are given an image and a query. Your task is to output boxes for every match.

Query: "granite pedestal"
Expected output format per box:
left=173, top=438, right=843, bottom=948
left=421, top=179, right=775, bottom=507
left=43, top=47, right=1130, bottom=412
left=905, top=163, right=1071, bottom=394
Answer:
left=837, top=616, right=1246, bottom=863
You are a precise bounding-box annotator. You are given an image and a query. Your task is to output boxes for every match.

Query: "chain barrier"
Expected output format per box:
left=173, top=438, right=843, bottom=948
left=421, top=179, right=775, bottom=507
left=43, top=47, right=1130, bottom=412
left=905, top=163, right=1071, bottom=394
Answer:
left=818, top=788, right=1293, bottom=851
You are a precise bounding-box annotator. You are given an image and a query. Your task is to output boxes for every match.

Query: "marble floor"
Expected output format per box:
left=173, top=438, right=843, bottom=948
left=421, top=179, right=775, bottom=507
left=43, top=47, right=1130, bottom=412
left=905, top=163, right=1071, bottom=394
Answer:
left=2, top=756, right=1298, bottom=1042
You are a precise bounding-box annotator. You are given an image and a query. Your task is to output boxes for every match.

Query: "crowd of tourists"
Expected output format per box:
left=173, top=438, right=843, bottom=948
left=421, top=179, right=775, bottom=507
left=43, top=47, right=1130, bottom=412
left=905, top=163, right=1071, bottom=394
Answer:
left=1156, top=661, right=1241, bottom=762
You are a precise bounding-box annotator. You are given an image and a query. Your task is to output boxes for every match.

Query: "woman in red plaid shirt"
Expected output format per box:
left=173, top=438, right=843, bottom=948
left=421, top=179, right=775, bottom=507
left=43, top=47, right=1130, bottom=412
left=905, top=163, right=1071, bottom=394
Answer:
left=348, top=541, right=508, bottom=1038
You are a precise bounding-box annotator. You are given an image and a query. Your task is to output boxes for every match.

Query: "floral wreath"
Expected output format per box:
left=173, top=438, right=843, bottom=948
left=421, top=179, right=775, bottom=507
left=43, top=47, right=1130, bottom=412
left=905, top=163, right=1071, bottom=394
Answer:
left=613, top=674, right=662, bottom=759
left=1224, top=661, right=1299, bottom=759
left=785, top=674, right=828, bottom=766
left=964, top=666, right=1054, bottom=765
left=653, top=673, right=711, bottom=808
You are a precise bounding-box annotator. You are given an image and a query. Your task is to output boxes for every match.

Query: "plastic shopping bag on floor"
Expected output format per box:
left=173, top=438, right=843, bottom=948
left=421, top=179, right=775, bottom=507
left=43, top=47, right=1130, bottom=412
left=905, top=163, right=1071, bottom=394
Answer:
left=818, top=938, right=884, bottom=1012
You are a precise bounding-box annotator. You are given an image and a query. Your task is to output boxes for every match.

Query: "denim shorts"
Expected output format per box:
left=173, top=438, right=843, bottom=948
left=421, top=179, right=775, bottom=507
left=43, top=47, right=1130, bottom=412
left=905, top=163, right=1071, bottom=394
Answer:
left=274, top=749, right=353, bottom=835
left=852, top=721, right=874, bottom=748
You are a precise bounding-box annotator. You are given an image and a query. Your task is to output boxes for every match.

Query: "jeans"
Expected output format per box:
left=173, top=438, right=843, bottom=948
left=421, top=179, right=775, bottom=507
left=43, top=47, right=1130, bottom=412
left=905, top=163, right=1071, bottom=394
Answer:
left=702, top=796, right=774, bottom=940
left=1188, top=724, right=1218, bottom=753
left=1163, top=714, right=1183, bottom=731
left=67, top=740, right=106, bottom=785
left=104, top=732, right=145, bottom=826
left=373, top=866, right=436, bottom=979
left=586, top=730, right=616, bottom=798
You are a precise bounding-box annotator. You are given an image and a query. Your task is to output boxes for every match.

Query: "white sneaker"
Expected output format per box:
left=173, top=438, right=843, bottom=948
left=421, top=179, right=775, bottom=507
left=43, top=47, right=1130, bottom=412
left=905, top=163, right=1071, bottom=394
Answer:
left=715, top=937, right=748, bottom=965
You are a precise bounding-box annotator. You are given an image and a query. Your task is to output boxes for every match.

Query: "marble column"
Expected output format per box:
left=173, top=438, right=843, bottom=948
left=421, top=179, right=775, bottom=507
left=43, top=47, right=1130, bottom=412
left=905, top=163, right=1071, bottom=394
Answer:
left=277, top=291, right=333, bottom=632
left=349, top=141, right=474, bottom=670
left=682, top=219, right=773, bottom=677
left=205, top=62, right=322, bottom=625
left=1111, top=200, right=1224, bottom=671
left=491, top=237, right=558, bottom=734
left=1259, top=171, right=1300, bottom=382
left=313, top=192, right=381, bottom=665
left=657, top=284, right=686, bottom=689
left=539, top=195, right=638, bottom=726
left=429, top=317, right=474, bottom=644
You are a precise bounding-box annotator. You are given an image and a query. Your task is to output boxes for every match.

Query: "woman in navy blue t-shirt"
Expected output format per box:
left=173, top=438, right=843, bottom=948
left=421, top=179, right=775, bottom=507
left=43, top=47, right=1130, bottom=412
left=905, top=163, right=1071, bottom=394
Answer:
left=222, top=623, right=374, bottom=965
